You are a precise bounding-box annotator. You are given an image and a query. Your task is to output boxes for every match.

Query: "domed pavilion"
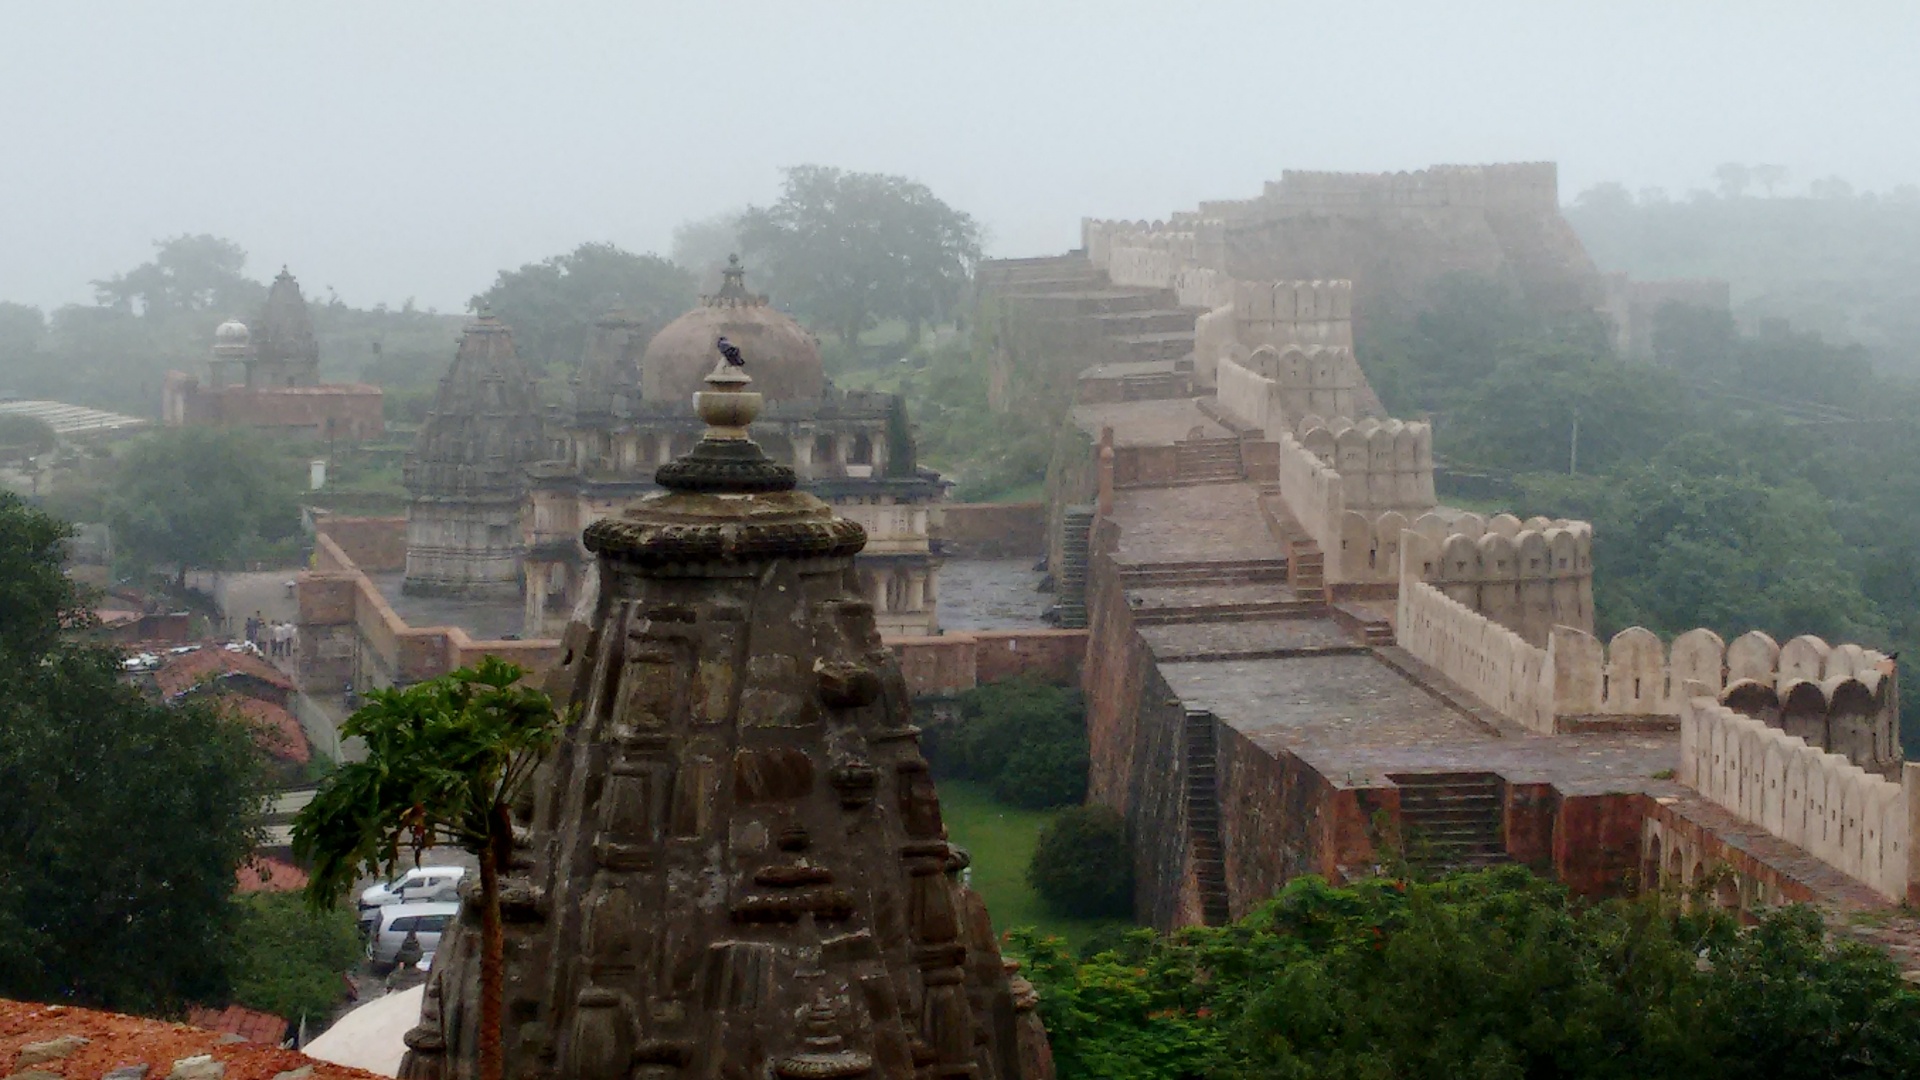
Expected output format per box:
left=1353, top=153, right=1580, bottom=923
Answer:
left=517, top=256, right=947, bottom=637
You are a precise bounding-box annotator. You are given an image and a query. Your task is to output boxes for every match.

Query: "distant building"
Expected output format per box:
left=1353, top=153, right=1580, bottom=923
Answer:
left=162, top=267, right=384, bottom=442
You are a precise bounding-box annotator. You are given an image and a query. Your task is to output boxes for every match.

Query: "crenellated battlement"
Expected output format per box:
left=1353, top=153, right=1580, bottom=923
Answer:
left=1262, top=162, right=1561, bottom=210
left=1680, top=698, right=1913, bottom=903
left=1401, top=514, right=1593, bottom=644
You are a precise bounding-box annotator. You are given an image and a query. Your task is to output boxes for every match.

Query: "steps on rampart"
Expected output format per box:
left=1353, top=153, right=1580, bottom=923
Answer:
left=1111, top=330, right=1198, bottom=362
left=1134, top=598, right=1323, bottom=625
left=1117, top=558, right=1290, bottom=589
left=1086, top=308, right=1198, bottom=335
left=1054, top=506, right=1095, bottom=629
left=1392, top=773, right=1509, bottom=873
left=1119, top=371, right=1184, bottom=401
left=1175, top=438, right=1244, bottom=483
left=1184, top=709, right=1233, bottom=926
left=1331, top=600, right=1396, bottom=647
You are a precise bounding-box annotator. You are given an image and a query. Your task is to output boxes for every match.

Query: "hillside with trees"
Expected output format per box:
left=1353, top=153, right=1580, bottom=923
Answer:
left=1567, top=170, right=1920, bottom=373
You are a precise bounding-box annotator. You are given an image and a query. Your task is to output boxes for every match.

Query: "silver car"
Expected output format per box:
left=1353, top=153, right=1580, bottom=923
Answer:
left=366, top=900, right=459, bottom=972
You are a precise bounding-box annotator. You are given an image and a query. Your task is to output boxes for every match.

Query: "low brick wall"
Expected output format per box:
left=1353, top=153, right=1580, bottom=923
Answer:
left=890, top=629, right=1087, bottom=697
left=937, top=503, right=1047, bottom=558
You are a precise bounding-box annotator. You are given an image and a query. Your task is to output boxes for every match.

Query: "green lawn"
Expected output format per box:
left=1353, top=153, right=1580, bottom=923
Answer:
left=935, top=779, right=1131, bottom=947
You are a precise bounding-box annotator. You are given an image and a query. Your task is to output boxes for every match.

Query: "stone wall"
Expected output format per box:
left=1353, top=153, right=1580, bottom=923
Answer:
left=935, top=502, right=1048, bottom=558
left=1398, top=578, right=1557, bottom=733
left=1679, top=697, right=1914, bottom=903
left=1401, top=515, right=1593, bottom=644
left=890, top=630, right=1088, bottom=697
left=300, top=533, right=562, bottom=691
left=1261, top=163, right=1562, bottom=210
left=1395, top=536, right=1899, bottom=762
left=312, top=514, right=407, bottom=572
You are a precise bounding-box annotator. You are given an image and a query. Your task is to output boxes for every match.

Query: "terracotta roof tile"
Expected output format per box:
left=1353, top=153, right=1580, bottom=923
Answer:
left=211, top=694, right=311, bottom=765
left=152, top=646, right=294, bottom=699
left=185, top=1005, right=289, bottom=1045
left=236, top=857, right=310, bottom=894
left=0, top=999, right=382, bottom=1080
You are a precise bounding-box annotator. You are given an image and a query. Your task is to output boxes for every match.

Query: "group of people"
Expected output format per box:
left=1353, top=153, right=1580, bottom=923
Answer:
left=244, top=611, right=297, bottom=658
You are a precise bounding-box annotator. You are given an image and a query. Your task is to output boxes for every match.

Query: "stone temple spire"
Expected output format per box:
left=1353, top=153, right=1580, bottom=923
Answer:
left=401, top=311, right=545, bottom=597
left=399, top=359, right=1053, bottom=1079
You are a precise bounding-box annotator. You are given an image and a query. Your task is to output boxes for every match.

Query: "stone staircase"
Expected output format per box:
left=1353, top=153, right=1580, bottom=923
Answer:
left=1055, top=506, right=1094, bottom=629
left=1133, top=593, right=1323, bottom=625
left=1120, top=370, right=1184, bottom=400
left=1117, top=558, right=1289, bottom=589
left=1176, top=438, right=1244, bottom=483
left=1392, top=772, right=1509, bottom=873
left=1184, top=709, right=1232, bottom=926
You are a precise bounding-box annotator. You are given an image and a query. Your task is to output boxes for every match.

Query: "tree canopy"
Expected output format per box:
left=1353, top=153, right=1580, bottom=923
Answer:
left=92, top=234, right=262, bottom=319
left=1014, top=867, right=1920, bottom=1080
left=106, top=426, right=304, bottom=582
left=470, top=242, right=695, bottom=371
left=737, top=165, right=982, bottom=343
left=0, top=492, right=266, bottom=1013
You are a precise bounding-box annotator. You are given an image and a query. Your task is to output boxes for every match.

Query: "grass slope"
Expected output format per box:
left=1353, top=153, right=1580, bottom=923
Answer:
left=935, top=779, right=1130, bottom=947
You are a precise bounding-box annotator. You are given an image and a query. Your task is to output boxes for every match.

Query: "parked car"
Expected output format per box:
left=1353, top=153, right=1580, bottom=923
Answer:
left=367, top=900, right=460, bottom=973
left=357, top=866, right=465, bottom=928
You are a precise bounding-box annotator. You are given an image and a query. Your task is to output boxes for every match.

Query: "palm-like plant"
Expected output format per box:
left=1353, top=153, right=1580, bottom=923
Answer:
left=293, top=657, right=565, bottom=1080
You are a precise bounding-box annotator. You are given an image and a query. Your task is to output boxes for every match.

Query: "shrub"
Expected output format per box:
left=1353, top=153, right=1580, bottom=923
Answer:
left=227, top=891, right=363, bottom=1023
left=925, top=678, right=1088, bottom=809
left=1028, top=804, right=1131, bottom=919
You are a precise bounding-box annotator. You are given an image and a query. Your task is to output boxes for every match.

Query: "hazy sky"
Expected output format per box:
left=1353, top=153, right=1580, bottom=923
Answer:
left=3, top=1, right=1915, bottom=313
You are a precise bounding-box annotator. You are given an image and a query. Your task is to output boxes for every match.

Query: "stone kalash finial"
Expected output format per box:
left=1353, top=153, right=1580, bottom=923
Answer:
left=397, top=361, right=1049, bottom=1079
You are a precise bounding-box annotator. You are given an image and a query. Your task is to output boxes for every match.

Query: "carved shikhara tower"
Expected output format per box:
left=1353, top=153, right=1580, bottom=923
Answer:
left=400, top=365, right=1051, bottom=1080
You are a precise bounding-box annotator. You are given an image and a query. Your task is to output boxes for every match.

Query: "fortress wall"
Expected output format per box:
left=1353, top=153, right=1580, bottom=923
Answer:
left=1397, top=577, right=1556, bottom=733
left=1679, top=697, right=1912, bottom=902
left=1273, top=425, right=1345, bottom=570
left=1079, top=526, right=1194, bottom=928
left=889, top=630, right=1089, bottom=697
left=1401, top=515, right=1593, bottom=645
left=1215, top=350, right=1281, bottom=434
left=1262, top=162, right=1560, bottom=211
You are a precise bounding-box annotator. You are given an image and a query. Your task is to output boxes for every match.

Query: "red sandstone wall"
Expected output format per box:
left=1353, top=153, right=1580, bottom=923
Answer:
left=937, top=503, right=1047, bottom=558
left=890, top=630, right=1087, bottom=697
left=1551, top=792, right=1646, bottom=897
left=314, top=516, right=407, bottom=572
left=218, top=385, right=385, bottom=441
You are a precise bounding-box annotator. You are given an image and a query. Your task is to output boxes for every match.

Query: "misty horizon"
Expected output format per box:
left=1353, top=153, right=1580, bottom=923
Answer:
left=4, top=0, right=1916, bottom=313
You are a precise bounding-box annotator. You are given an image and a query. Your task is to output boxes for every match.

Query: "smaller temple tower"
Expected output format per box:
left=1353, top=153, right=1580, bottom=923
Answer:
left=247, top=267, right=322, bottom=388
left=402, top=311, right=546, bottom=597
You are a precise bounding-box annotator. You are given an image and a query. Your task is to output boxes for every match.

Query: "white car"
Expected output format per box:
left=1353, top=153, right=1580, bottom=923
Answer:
left=356, top=866, right=465, bottom=928
left=367, top=900, right=459, bottom=972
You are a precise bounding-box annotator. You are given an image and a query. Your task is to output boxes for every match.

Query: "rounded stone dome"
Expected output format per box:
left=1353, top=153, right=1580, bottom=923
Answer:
left=214, top=318, right=250, bottom=345
left=640, top=258, right=823, bottom=404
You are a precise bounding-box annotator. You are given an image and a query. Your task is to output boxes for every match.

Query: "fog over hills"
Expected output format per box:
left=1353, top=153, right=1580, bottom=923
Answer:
left=3, top=0, right=1917, bottom=311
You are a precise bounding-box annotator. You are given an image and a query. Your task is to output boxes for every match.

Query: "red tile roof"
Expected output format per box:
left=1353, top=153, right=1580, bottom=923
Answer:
left=152, top=646, right=294, bottom=700
left=236, top=856, right=310, bottom=894
left=212, top=694, right=311, bottom=765
left=0, top=999, right=382, bottom=1080
left=185, top=1005, right=289, bottom=1045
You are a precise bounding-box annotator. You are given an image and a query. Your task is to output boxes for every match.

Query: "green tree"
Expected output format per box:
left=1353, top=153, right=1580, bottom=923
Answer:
left=227, top=891, right=363, bottom=1023
left=294, top=658, right=565, bottom=1080
left=0, top=493, right=266, bottom=1012
left=106, top=427, right=303, bottom=585
left=929, top=678, right=1088, bottom=809
left=0, top=414, right=57, bottom=462
left=1028, top=805, right=1131, bottom=919
left=1012, top=868, right=1920, bottom=1080
left=738, top=165, right=982, bottom=344
left=92, top=234, right=261, bottom=318
left=472, top=242, right=695, bottom=370
left=670, top=211, right=745, bottom=293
